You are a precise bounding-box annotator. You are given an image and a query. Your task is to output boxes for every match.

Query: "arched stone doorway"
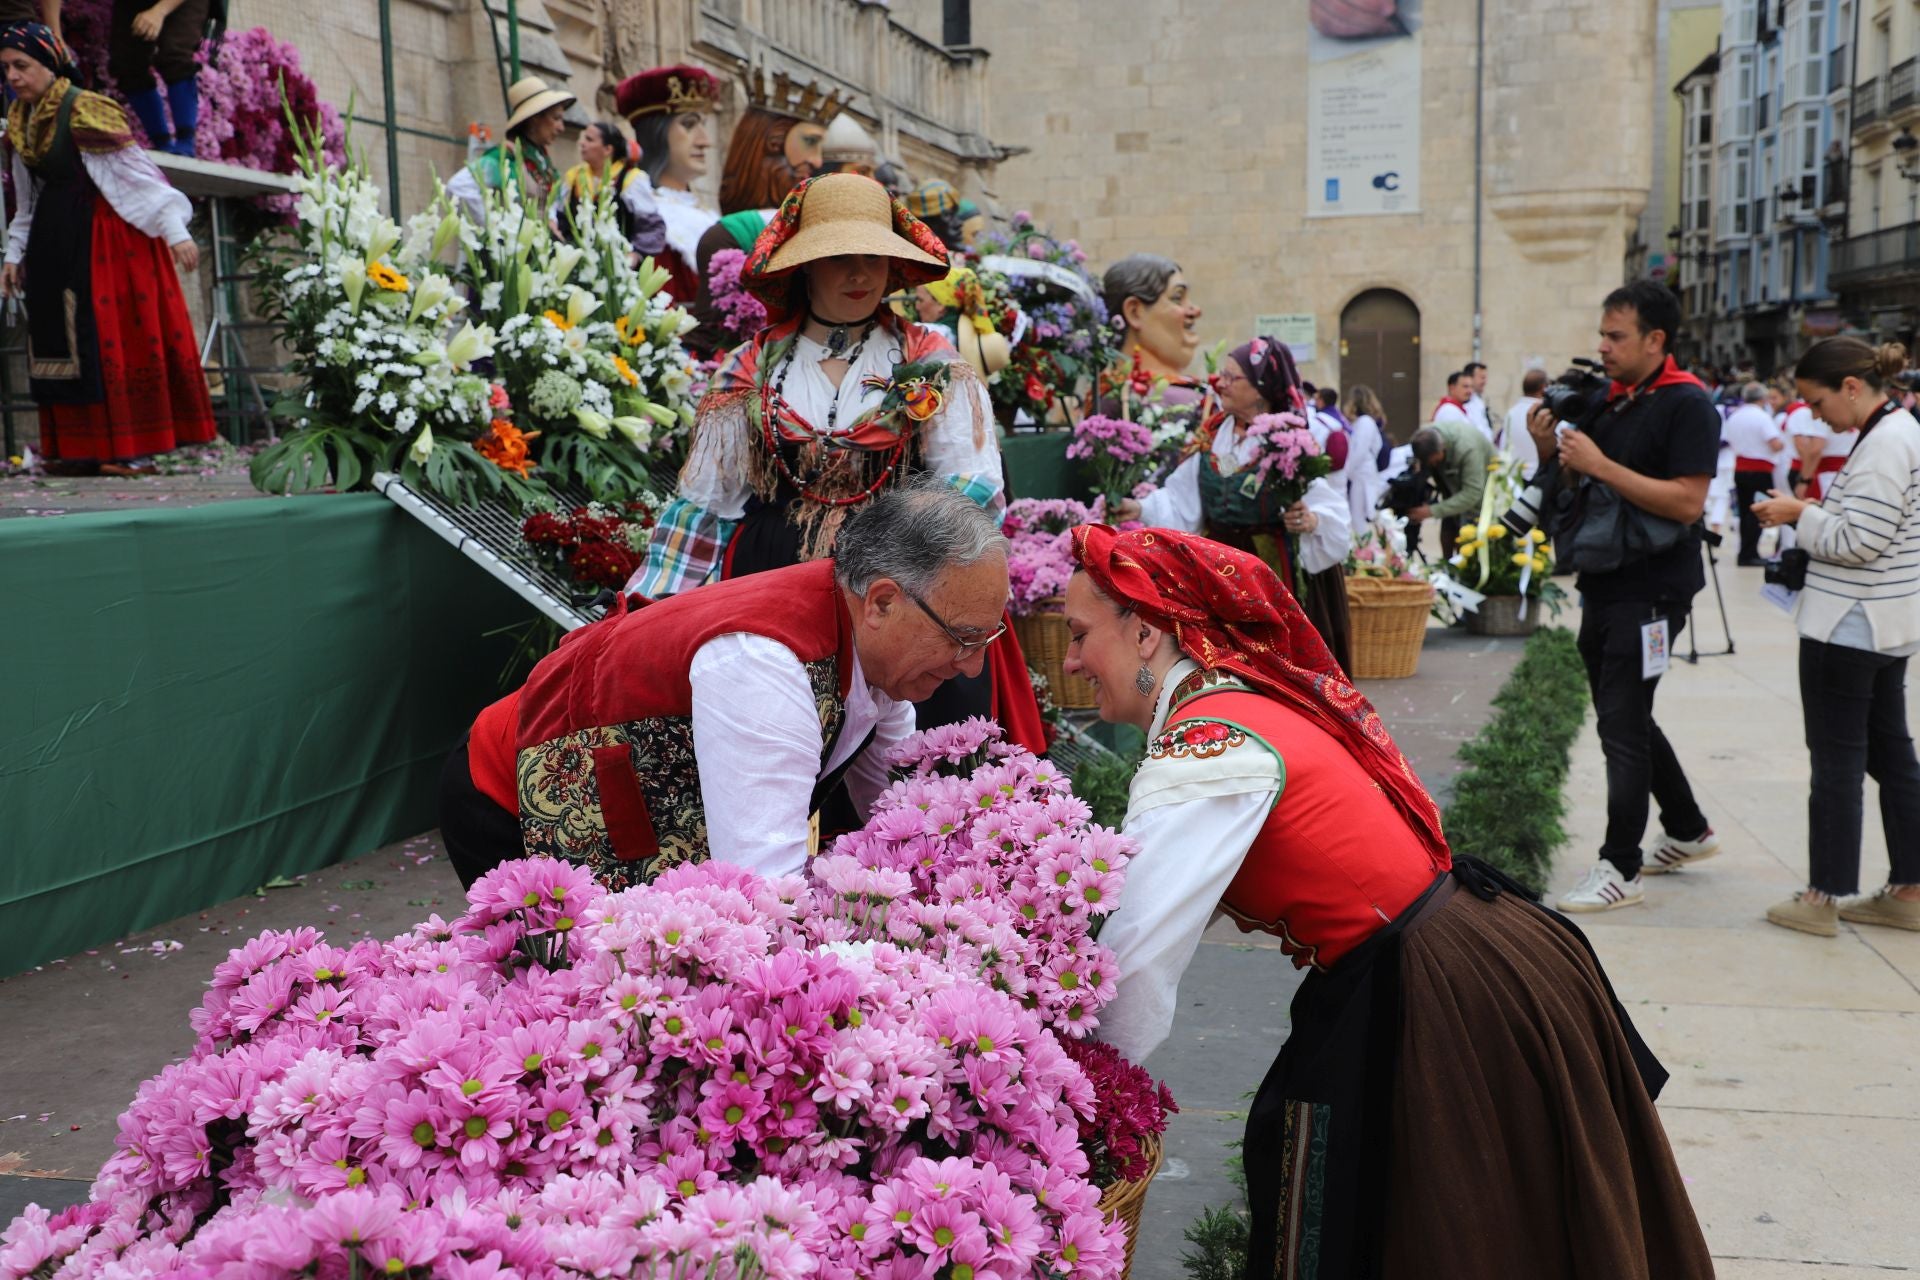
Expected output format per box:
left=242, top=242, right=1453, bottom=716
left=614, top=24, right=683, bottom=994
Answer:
left=1339, top=290, right=1421, bottom=444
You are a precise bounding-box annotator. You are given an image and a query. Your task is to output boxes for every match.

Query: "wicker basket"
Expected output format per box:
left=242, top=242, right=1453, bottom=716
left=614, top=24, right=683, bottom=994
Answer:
left=1012, top=598, right=1098, bottom=709
left=1465, top=594, right=1541, bottom=637
left=1344, top=577, right=1434, bottom=680
left=1097, top=1132, right=1164, bottom=1279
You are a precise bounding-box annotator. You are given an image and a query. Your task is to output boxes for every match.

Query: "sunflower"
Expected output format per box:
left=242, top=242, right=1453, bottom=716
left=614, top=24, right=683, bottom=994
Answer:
left=544, top=309, right=574, bottom=332
left=612, top=355, right=640, bottom=388
left=366, top=262, right=411, bottom=293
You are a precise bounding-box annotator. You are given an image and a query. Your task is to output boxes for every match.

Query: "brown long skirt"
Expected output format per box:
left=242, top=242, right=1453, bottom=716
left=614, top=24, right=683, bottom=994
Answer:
left=1383, top=884, right=1712, bottom=1277
left=1245, top=873, right=1712, bottom=1279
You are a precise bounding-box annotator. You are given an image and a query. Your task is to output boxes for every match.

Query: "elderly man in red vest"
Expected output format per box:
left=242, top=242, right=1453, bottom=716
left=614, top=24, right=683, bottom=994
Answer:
left=440, top=478, right=1010, bottom=891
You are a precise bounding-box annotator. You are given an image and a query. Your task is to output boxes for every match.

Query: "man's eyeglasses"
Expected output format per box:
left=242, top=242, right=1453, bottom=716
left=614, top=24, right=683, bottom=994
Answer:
left=904, top=585, right=1006, bottom=660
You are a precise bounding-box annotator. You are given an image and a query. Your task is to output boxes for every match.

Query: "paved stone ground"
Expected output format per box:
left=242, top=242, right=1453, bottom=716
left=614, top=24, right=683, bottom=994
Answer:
left=1551, top=566, right=1920, bottom=1277
left=0, top=619, right=1530, bottom=1271
left=0, top=445, right=262, bottom=521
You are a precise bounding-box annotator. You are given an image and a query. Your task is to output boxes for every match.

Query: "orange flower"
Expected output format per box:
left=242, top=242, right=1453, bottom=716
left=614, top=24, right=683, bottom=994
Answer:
left=477, top=419, right=540, bottom=476
left=367, top=262, right=410, bottom=293
left=543, top=309, right=573, bottom=332
left=612, top=355, right=640, bottom=387
left=902, top=383, right=943, bottom=422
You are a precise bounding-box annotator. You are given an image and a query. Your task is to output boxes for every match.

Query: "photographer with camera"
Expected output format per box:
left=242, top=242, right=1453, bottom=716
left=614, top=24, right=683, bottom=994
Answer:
left=1750, top=338, right=1920, bottom=937
left=1406, top=417, right=1492, bottom=556
left=1529, top=282, right=1723, bottom=913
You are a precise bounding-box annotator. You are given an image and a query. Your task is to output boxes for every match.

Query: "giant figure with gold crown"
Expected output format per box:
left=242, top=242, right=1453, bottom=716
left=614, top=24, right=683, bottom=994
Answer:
left=616, top=62, right=722, bottom=306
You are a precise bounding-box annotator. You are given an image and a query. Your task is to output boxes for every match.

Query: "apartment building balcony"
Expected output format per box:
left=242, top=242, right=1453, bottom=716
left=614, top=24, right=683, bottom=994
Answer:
left=1893, top=58, right=1919, bottom=118
left=694, top=0, right=1003, bottom=163
left=1856, top=78, right=1888, bottom=135
left=1830, top=221, right=1920, bottom=289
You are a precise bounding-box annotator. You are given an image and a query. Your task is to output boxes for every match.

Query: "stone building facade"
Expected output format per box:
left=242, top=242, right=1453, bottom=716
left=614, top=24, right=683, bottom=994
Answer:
left=892, top=0, right=1659, bottom=440
left=234, top=0, right=1001, bottom=219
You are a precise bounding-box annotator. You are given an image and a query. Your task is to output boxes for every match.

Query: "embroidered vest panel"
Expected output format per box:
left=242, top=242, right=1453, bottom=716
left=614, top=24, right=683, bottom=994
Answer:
left=507, top=560, right=854, bottom=890
left=1158, top=678, right=1434, bottom=970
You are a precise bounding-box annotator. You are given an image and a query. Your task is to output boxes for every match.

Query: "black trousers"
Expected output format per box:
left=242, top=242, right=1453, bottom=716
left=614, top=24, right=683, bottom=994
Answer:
left=438, top=737, right=524, bottom=890
left=1577, top=600, right=1709, bottom=878
left=1800, top=637, right=1920, bottom=895
left=1733, top=470, right=1772, bottom=563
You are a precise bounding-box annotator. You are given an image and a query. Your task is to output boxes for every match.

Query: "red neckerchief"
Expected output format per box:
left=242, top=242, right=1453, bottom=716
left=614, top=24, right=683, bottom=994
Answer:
left=1606, top=356, right=1705, bottom=403
left=1434, top=397, right=1467, bottom=416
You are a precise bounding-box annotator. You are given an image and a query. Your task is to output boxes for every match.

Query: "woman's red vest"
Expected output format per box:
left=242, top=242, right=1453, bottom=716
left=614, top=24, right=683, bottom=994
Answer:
left=1158, top=673, right=1438, bottom=970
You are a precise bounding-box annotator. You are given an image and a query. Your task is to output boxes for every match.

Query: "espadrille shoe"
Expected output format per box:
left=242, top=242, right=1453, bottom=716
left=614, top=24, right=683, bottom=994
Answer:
left=1765, top=893, right=1839, bottom=937
left=1838, top=890, right=1920, bottom=932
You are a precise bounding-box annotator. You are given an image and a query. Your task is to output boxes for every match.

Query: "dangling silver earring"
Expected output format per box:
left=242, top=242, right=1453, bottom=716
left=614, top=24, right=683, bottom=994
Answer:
left=1134, top=665, right=1157, bottom=696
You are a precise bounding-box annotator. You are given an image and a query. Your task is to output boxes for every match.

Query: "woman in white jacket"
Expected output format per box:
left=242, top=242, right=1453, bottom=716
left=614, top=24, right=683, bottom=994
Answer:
left=1754, top=337, right=1920, bottom=936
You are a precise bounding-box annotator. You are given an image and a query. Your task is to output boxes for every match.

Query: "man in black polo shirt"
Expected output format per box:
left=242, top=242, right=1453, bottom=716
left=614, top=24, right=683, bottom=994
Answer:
left=1527, top=281, right=1723, bottom=912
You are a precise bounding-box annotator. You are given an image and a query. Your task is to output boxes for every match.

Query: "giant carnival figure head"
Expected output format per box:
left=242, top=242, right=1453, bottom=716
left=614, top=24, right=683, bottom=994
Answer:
left=616, top=63, right=722, bottom=192
left=717, top=66, right=846, bottom=215
left=1102, top=253, right=1203, bottom=380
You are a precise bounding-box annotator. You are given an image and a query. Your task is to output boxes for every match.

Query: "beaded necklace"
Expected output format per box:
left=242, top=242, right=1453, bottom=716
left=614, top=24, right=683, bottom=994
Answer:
left=758, top=321, right=915, bottom=509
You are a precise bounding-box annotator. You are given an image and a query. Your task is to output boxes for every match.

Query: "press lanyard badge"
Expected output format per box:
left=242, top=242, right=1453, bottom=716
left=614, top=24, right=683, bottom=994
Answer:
left=1641, top=616, right=1671, bottom=681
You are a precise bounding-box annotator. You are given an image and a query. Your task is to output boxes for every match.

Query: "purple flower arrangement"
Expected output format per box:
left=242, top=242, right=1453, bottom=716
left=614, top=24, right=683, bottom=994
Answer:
left=1065, top=415, right=1156, bottom=509
left=706, top=248, right=769, bottom=347
left=1003, top=499, right=1094, bottom=617
left=0, top=722, right=1170, bottom=1279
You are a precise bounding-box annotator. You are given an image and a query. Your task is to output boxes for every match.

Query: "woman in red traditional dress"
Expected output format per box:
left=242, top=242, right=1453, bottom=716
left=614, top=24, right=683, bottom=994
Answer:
left=0, top=21, right=212, bottom=474
left=1062, top=524, right=1713, bottom=1279
left=637, top=172, right=1045, bottom=752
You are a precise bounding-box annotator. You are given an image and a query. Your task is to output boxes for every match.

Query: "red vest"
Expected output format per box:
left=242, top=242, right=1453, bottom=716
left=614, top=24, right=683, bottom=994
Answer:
left=1162, top=679, right=1437, bottom=970
left=470, top=561, right=856, bottom=889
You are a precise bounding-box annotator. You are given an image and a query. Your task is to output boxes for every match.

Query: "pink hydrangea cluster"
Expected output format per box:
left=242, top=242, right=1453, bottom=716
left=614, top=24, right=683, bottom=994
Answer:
left=1004, top=499, right=1094, bottom=617
left=1, top=817, right=1138, bottom=1277
left=706, top=248, right=769, bottom=346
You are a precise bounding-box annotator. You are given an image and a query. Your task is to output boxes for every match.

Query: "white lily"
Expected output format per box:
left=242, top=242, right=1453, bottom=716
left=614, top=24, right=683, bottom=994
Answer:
left=366, top=217, right=403, bottom=265
left=430, top=209, right=461, bottom=259
left=550, top=245, right=586, bottom=286
left=640, top=401, right=679, bottom=427
left=635, top=257, right=671, bottom=300
left=566, top=287, right=599, bottom=329
left=409, top=424, right=435, bottom=463
left=445, top=321, right=495, bottom=369
left=408, top=273, right=455, bottom=324
left=340, top=260, right=366, bottom=311
left=612, top=415, right=652, bottom=447
left=575, top=409, right=612, bottom=439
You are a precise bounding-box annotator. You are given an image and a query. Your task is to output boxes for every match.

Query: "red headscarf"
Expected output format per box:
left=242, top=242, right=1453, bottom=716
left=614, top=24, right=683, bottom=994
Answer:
left=1072, top=523, right=1451, bottom=871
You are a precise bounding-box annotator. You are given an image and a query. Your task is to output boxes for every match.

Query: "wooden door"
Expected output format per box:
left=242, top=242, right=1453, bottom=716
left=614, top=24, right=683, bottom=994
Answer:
left=1339, top=290, right=1421, bottom=444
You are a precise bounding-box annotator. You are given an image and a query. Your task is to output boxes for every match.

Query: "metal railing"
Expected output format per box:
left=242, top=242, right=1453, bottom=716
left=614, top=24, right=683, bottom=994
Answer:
left=1892, top=58, right=1918, bottom=112
left=1823, top=155, right=1849, bottom=207
left=1831, top=221, right=1920, bottom=280
left=1855, top=77, right=1883, bottom=127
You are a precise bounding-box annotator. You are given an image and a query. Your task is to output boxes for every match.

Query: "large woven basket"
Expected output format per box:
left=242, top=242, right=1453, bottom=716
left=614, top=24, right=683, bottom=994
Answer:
left=1012, top=598, right=1098, bottom=709
left=1097, top=1132, right=1163, bottom=1279
left=1345, top=577, right=1434, bottom=680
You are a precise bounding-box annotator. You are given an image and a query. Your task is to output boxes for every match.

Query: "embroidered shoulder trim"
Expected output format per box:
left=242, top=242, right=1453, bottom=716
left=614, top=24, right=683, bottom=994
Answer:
left=1169, top=667, right=1255, bottom=710
left=1149, top=718, right=1249, bottom=761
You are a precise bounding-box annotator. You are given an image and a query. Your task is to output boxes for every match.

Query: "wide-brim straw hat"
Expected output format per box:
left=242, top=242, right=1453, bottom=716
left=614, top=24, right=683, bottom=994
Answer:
left=744, top=174, right=950, bottom=319
left=505, top=76, right=577, bottom=133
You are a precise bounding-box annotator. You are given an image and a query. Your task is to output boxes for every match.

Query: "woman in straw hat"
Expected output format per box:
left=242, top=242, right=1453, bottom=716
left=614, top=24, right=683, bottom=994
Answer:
left=1061, top=522, right=1712, bottom=1280
left=447, top=74, right=575, bottom=226
left=637, top=172, right=1045, bottom=750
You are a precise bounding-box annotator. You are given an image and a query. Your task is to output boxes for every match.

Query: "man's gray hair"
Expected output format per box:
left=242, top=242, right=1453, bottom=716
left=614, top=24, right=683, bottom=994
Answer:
left=1409, top=426, right=1444, bottom=462
left=1742, top=381, right=1769, bottom=404
left=832, top=475, right=1008, bottom=597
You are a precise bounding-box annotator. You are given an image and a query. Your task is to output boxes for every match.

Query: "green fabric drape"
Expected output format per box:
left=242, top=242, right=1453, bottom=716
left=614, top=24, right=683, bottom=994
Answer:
left=0, top=495, right=533, bottom=975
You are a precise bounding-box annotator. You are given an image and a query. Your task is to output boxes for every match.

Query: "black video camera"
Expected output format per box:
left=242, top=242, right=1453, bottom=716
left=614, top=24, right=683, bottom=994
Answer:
left=1499, top=359, right=1613, bottom=538
left=1382, top=470, right=1435, bottom=519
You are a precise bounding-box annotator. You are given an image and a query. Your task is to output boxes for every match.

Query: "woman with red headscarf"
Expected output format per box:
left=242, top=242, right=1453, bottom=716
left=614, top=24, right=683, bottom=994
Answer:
left=1062, top=524, right=1711, bottom=1280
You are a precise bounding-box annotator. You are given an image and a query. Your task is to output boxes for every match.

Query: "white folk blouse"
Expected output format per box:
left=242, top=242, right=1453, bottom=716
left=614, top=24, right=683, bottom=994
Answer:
left=1136, top=421, right=1352, bottom=575
left=686, top=632, right=916, bottom=879
left=6, top=146, right=192, bottom=264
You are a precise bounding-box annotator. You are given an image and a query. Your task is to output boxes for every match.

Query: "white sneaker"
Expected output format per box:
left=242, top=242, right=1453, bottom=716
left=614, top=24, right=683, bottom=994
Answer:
left=1555, top=861, right=1645, bottom=913
left=1641, top=828, right=1722, bottom=875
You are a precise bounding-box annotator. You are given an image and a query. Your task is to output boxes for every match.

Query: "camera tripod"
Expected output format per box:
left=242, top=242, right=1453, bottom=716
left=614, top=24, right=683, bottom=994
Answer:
left=1682, top=528, right=1735, bottom=663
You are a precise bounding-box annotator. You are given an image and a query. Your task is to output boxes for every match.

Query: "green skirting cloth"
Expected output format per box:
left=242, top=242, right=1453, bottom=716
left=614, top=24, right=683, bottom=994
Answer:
left=0, top=494, right=532, bottom=975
